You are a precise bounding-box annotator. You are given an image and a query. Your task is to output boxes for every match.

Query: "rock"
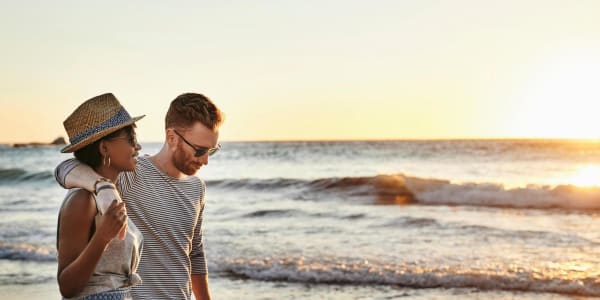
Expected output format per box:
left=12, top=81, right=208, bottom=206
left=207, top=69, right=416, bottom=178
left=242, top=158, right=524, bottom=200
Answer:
left=12, top=136, right=66, bottom=148
left=51, top=137, right=66, bottom=145
left=12, top=143, right=43, bottom=148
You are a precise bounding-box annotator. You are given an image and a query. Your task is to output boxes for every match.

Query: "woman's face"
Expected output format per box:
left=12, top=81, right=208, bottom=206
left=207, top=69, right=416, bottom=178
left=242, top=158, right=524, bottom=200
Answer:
left=105, top=128, right=141, bottom=172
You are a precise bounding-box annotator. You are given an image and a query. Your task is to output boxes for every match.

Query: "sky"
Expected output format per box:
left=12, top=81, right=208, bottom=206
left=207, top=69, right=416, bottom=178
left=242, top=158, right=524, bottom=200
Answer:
left=1, top=0, right=600, bottom=143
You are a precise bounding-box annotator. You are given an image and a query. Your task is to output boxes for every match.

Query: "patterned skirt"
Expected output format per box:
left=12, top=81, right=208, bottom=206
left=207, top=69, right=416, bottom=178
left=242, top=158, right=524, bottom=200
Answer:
left=79, top=288, right=131, bottom=300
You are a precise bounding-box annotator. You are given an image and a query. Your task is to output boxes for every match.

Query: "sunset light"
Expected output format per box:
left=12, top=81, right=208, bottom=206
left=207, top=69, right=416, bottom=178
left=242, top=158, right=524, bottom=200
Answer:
left=510, top=47, right=600, bottom=139
left=566, top=165, right=600, bottom=187
left=3, top=1, right=600, bottom=299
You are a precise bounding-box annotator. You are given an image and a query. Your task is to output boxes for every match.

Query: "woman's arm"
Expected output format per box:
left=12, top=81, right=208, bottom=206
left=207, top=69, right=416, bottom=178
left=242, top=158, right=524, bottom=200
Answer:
left=57, top=191, right=126, bottom=298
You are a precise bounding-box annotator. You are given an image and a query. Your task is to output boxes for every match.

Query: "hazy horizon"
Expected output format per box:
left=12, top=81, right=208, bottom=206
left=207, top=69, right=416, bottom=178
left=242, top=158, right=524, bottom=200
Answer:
left=2, top=1, right=600, bottom=143
left=5, top=136, right=600, bottom=146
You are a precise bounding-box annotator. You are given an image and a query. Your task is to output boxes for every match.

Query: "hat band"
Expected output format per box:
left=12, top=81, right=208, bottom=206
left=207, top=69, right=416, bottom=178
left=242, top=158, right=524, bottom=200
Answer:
left=69, top=107, right=133, bottom=145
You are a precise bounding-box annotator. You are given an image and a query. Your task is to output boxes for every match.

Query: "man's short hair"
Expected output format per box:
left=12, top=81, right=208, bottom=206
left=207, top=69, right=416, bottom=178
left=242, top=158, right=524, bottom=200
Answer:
left=165, top=93, right=224, bottom=131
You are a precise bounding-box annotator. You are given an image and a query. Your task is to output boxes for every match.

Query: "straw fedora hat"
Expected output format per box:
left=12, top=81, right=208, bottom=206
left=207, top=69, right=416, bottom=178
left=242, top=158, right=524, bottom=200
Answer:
left=61, top=93, right=145, bottom=153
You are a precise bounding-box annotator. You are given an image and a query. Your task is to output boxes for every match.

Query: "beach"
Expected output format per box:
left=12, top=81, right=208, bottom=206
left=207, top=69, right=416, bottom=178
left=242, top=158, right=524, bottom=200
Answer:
left=3, top=140, right=600, bottom=299
left=1, top=281, right=588, bottom=300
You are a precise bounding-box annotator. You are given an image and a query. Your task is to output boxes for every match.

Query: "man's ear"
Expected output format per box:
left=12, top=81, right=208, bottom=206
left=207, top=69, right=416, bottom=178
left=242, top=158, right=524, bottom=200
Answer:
left=166, top=129, right=178, bottom=148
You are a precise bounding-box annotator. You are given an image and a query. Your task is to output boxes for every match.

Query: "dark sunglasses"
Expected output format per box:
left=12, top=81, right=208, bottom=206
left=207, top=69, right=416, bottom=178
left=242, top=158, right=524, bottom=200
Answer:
left=173, top=130, right=220, bottom=157
left=109, top=133, right=138, bottom=147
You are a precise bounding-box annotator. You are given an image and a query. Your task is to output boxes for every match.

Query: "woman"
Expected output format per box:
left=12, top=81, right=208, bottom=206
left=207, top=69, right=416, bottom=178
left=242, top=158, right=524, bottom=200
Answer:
left=57, top=93, right=144, bottom=300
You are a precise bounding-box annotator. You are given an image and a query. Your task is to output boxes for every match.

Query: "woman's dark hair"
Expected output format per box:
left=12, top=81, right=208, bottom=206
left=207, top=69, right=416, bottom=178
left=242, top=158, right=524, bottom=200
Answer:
left=74, top=125, right=135, bottom=169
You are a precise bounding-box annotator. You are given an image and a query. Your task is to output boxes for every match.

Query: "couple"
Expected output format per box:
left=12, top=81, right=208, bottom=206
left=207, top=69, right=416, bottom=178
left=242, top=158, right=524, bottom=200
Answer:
left=55, top=93, right=223, bottom=300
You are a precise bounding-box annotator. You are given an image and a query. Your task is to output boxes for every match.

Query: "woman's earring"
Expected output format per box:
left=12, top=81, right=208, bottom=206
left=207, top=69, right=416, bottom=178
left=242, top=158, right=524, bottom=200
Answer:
left=103, top=155, right=111, bottom=167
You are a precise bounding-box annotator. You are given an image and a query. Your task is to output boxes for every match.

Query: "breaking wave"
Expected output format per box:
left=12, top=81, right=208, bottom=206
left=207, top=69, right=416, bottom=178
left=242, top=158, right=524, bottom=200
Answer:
left=208, top=174, right=600, bottom=210
left=217, top=256, right=600, bottom=297
left=0, top=168, right=54, bottom=184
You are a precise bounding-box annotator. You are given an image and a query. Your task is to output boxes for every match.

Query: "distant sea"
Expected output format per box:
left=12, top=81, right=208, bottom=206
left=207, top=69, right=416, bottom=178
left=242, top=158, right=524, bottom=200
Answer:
left=2, top=140, right=600, bottom=299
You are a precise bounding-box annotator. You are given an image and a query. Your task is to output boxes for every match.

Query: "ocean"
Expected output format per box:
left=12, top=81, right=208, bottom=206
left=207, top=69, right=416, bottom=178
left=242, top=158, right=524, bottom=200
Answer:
left=2, top=140, right=600, bottom=299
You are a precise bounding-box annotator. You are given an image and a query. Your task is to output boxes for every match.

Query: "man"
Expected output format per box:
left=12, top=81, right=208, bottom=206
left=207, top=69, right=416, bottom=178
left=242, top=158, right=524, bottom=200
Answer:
left=55, top=93, right=224, bottom=299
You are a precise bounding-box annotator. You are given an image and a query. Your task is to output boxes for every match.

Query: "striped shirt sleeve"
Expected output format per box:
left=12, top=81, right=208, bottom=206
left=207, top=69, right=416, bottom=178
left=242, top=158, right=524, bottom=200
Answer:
left=54, top=158, right=80, bottom=189
left=115, top=165, right=137, bottom=197
left=190, top=180, right=208, bottom=275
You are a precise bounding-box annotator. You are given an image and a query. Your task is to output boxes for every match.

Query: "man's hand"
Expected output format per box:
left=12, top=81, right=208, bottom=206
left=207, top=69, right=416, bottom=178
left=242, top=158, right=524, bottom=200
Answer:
left=192, top=274, right=211, bottom=300
left=95, top=182, right=127, bottom=240
left=95, top=200, right=128, bottom=245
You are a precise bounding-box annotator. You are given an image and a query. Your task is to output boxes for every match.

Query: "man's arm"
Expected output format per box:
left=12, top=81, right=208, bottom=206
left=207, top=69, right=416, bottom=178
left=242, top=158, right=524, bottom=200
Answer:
left=55, top=158, right=126, bottom=239
left=55, top=158, right=123, bottom=211
left=190, top=226, right=210, bottom=300
left=191, top=181, right=210, bottom=299
left=192, top=274, right=211, bottom=300
left=55, top=158, right=97, bottom=191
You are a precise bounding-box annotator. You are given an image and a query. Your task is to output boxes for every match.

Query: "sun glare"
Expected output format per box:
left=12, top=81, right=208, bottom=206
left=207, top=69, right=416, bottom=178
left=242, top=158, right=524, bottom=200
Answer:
left=511, top=47, right=600, bottom=139
left=567, top=165, right=600, bottom=187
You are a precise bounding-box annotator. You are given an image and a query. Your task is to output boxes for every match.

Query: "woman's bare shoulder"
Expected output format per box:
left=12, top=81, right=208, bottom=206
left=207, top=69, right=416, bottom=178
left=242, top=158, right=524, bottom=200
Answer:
left=60, top=189, right=96, bottom=217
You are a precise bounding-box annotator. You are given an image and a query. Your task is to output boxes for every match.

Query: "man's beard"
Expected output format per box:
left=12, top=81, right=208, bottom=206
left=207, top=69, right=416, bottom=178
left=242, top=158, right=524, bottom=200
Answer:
left=172, top=145, right=202, bottom=176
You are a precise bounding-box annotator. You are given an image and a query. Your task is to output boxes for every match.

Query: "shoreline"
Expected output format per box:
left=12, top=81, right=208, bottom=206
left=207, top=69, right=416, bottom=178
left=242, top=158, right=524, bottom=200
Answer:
left=1, top=282, right=59, bottom=300
left=0, top=279, right=583, bottom=300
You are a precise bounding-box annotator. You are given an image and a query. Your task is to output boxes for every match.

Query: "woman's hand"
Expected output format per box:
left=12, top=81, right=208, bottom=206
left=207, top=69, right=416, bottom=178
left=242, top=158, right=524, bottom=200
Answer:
left=95, top=200, right=127, bottom=245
